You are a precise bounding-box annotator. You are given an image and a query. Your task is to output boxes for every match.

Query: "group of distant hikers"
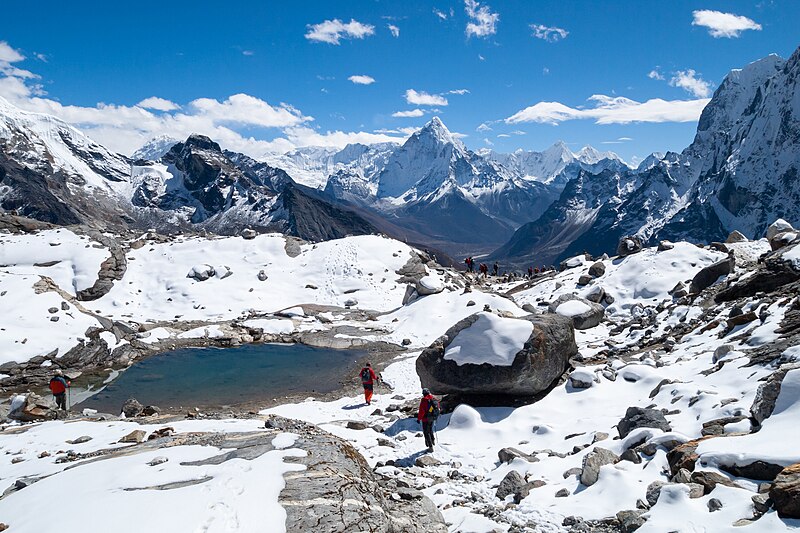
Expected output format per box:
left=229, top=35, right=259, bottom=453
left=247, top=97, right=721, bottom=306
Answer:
left=465, top=257, right=555, bottom=281
left=360, top=362, right=440, bottom=452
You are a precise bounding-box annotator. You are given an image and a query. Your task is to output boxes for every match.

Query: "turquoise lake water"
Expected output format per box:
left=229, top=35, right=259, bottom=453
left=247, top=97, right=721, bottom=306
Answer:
left=77, top=343, right=365, bottom=412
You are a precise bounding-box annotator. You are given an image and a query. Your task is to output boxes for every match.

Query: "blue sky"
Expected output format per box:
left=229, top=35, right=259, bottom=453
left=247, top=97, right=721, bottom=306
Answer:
left=1, top=0, right=797, bottom=162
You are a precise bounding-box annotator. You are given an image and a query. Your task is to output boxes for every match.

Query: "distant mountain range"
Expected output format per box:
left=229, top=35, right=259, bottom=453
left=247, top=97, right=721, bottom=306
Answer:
left=1, top=46, right=798, bottom=264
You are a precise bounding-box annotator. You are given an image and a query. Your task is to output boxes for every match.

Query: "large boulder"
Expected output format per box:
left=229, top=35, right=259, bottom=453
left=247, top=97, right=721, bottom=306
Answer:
left=617, top=407, right=671, bottom=438
left=771, top=463, right=800, bottom=518
left=415, top=274, right=445, bottom=296
left=726, top=230, right=748, bottom=244
left=617, top=236, right=643, bottom=257
left=122, top=397, right=144, bottom=418
left=416, top=312, right=577, bottom=396
left=771, top=231, right=799, bottom=251
left=548, top=294, right=604, bottom=330
left=7, top=393, right=58, bottom=422
left=767, top=219, right=795, bottom=241
left=689, top=256, right=734, bottom=294
left=580, top=448, right=620, bottom=486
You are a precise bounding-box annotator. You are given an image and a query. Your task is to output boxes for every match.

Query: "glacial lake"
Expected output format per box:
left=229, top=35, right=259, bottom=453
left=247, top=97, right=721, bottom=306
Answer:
left=77, top=343, right=365, bottom=413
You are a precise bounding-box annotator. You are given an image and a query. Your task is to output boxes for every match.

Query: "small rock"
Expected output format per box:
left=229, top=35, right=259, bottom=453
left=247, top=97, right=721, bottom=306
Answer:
left=770, top=463, right=800, bottom=518
left=616, top=510, right=646, bottom=533
left=415, top=455, right=441, bottom=468
left=48, top=307, right=59, bottom=314
left=752, top=493, right=772, bottom=514
left=496, top=470, right=526, bottom=500
left=257, top=270, right=268, bottom=282
left=588, top=262, right=606, bottom=278
left=121, top=398, right=144, bottom=418
left=241, top=228, right=257, bottom=240
left=707, top=498, right=723, bottom=512
left=618, top=406, right=671, bottom=438
left=346, top=421, right=369, bottom=430
left=50, top=316, right=59, bottom=322
left=118, top=430, right=147, bottom=444
left=66, top=436, right=92, bottom=445
left=581, top=448, right=620, bottom=487
left=555, top=488, right=570, bottom=498
left=402, top=338, right=412, bottom=346
left=620, top=449, right=642, bottom=464
left=147, top=456, right=169, bottom=466
left=142, top=405, right=161, bottom=416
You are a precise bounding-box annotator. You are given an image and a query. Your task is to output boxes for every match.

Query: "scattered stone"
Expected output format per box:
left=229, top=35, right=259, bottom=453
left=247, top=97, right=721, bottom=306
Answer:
left=701, top=415, right=746, bottom=436
left=148, top=456, right=169, bottom=466
left=727, top=311, right=757, bottom=329
left=555, top=488, right=569, bottom=498
left=241, top=228, right=257, bottom=240
left=498, top=447, right=530, bottom=464
left=60, top=301, right=70, bottom=311
left=752, top=493, right=772, bottom=514
left=415, top=455, right=442, bottom=468
left=142, top=405, right=161, bottom=416
left=620, top=449, right=642, bottom=464
left=616, top=510, right=646, bottom=532
left=496, top=470, right=526, bottom=500
left=147, top=427, right=175, bottom=440
left=691, top=471, right=736, bottom=494
left=618, top=236, right=643, bottom=257
left=617, top=406, right=671, bottom=438
left=577, top=274, right=593, bottom=286
left=257, top=270, right=268, bottom=281
left=187, top=264, right=215, bottom=281
left=707, top=498, right=723, bottom=512
left=402, top=338, right=412, bottom=346
left=118, top=430, right=147, bottom=444
left=658, top=240, right=675, bottom=252
left=121, top=398, right=144, bottom=418
left=66, top=436, right=92, bottom=445
left=346, top=421, right=369, bottom=430
left=580, top=448, right=620, bottom=487
left=588, top=261, right=606, bottom=278
left=50, top=316, right=59, bottom=322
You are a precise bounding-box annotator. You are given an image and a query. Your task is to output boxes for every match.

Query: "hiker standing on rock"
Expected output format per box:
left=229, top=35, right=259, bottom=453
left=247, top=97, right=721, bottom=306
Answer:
left=49, top=370, right=70, bottom=411
left=493, top=262, right=499, bottom=276
left=360, top=362, right=379, bottom=405
left=417, top=388, right=440, bottom=452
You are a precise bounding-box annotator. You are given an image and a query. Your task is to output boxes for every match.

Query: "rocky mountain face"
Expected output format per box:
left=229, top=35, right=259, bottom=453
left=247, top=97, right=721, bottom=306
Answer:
left=0, top=96, right=135, bottom=228
left=493, top=46, right=800, bottom=267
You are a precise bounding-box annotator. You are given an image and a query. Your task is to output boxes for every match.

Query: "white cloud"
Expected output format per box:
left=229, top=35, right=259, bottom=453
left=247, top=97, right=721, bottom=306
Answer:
left=137, top=96, right=180, bottom=112
left=433, top=8, right=449, bottom=20
left=692, top=10, right=762, bottom=38
left=669, top=69, right=712, bottom=98
left=0, top=46, right=406, bottom=157
left=392, top=109, right=425, bottom=118
left=388, top=24, right=400, bottom=37
left=34, top=53, right=48, bottom=62
left=511, top=130, right=526, bottom=135
left=506, top=94, right=711, bottom=125
left=348, top=75, right=376, bottom=85
left=618, top=137, right=633, bottom=141
left=542, top=67, right=550, bottom=75
left=405, top=89, right=448, bottom=106
left=478, top=54, right=485, bottom=61
left=476, top=122, right=492, bottom=132
left=0, top=41, right=25, bottom=63
left=448, top=89, right=470, bottom=95
left=648, top=69, right=665, bottom=81
left=305, top=19, right=375, bottom=45
left=483, top=137, right=494, bottom=145
left=242, top=50, right=255, bottom=56
left=530, top=24, right=568, bottom=42
left=496, top=133, right=510, bottom=138
left=464, top=0, right=499, bottom=38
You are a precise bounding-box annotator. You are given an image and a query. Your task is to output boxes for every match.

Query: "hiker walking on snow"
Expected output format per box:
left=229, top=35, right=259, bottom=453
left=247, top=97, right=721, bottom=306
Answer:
left=465, top=256, right=474, bottom=273
left=417, top=388, right=440, bottom=452
left=49, top=370, right=70, bottom=411
left=360, top=362, right=380, bottom=405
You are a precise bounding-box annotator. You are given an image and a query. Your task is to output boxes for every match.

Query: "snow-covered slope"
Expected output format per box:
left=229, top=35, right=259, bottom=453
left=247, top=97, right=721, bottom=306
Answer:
left=494, top=46, right=800, bottom=266
left=131, top=135, right=179, bottom=161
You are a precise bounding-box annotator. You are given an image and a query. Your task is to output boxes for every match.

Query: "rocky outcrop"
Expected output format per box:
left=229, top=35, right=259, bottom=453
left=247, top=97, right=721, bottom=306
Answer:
left=7, top=392, right=58, bottom=422
left=617, top=236, right=643, bottom=257
left=416, top=313, right=577, bottom=396
left=581, top=448, right=620, bottom=486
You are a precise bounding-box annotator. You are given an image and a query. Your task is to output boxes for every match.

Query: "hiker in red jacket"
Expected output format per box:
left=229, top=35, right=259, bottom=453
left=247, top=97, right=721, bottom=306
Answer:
left=359, top=362, right=379, bottom=405
left=48, top=370, right=70, bottom=411
left=417, top=388, right=440, bottom=452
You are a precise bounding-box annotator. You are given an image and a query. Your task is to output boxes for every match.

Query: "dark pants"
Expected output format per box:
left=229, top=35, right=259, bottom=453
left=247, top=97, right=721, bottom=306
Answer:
left=54, top=393, right=66, bottom=411
left=422, top=420, right=435, bottom=448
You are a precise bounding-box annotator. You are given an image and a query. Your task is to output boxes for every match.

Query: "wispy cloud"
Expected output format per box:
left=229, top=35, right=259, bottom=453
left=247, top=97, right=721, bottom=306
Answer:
left=392, top=109, right=425, bottom=118
left=506, top=94, right=710, bottom=125
left=464, top=0, right=499, bottom=38
left=669, top=69, right=712, bottom=98
left=137, top=97, right=180, bottom=112
left=388, top=24, right=400, bottom=37
left=601, top=137, right=634, bottom=144
left=242, top=50, right=255, bottom=56
left=448, top=89, right=470, bottom=95
left=348, top=74, right=376, bottom=85
left=692, top=10, right=762, bottom=38
left=496, top=133, right=510, bottom=138
left=648, top=69, right=665, bottom=81
left=476, top=122, right=492, bottom=132
left=433, top=8, right=453, bottom=20
left=0, top=41, right=25, bottom=63
left=483, top=137, right=494, bottom=145
left=405, top=89, right=448, bottom=106
left=305, top=19, right=375, bottom=44
left=530, top=24, right=568, bottom=42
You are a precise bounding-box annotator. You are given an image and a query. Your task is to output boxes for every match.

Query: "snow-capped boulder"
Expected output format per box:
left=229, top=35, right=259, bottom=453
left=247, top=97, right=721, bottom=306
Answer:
left=726, top=230, right=748, bottom=243
left=415, top=273, right=444, bottom=296
left=187, top=264, right=216, bottom=281
left=569, top=368, right=597, bottom=389
left=767, top=219, right=795, bottom=241
left=617, top=407, right=671, bottom=438
left=548, top=294, right=604, bottom=330
left=241, top=228, right=257, bottom=240
left=617, top=236, right=643, bottom=257
left=416, top=312, right=577, bottom=396
left=7, top=392, right=58, bottom=422
left=771, top=231, right=799, bottom=251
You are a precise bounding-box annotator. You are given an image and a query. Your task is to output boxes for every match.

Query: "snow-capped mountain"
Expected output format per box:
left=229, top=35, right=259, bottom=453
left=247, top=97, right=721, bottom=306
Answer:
left=131, top=135, right=179, bottom=161
left=264, top=142, right=397, bottom=189
left=493, top=46, right=800, bottom=266
left=479, top=142, right=627, bottom=189
left=0, top=96, right=134, bottom=227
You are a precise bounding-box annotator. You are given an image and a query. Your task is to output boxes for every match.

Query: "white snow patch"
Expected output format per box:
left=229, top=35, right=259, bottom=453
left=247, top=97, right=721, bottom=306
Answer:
left=443, top=313, right=532, bottom=366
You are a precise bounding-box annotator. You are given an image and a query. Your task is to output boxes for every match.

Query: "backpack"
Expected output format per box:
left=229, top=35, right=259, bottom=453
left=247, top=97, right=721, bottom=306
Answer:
left=427, top=397, right=440, bottom=420
left=360, top=368, right=372, bottom=384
